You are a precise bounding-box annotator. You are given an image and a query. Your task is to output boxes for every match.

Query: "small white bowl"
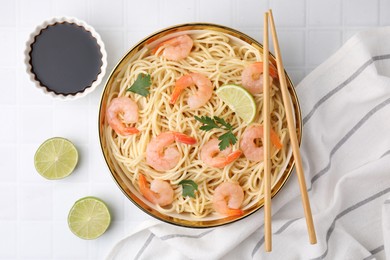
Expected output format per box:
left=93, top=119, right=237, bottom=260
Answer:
left=25, top=17, right=107, bottom=100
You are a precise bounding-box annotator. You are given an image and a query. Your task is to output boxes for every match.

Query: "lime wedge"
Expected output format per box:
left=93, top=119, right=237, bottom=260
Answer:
left=216, top=84, right=257, bottom=123
left=68, top=197, right=111, bottom=240
left=34, top=137, right=78, bottom=180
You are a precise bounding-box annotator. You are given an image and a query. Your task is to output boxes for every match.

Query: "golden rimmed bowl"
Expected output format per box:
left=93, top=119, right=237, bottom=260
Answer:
left=98, top=23, right=302, bottom=228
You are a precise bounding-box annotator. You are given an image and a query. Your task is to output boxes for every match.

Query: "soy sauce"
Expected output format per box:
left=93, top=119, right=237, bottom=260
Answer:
left=29, top=22, right=103, bottom=95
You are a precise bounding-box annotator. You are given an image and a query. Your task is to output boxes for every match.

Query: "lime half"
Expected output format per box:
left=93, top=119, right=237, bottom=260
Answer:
left=216, top=84, right=257, bottom=123
left=68, top=197, right=111, bottom=240
left=34, top=137, right=78, bottom=180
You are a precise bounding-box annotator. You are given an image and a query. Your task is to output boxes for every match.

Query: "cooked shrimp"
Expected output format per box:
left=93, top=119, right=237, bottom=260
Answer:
left=138, top=174, right=174, bottom=206
left=106, top=96, right=139, bottom=136
left=170, top=73, right=213, bottom=109
left=241, top=62, right=278, bottom=95
left=240, top=124, right=283, bottom=162
left=212, top=182, right=244, bottom=216
left=200, top=138, right=242, bottom=168
left=146, top=131, right=197, bottom=171
left=152, top=34, right=193, bottom=61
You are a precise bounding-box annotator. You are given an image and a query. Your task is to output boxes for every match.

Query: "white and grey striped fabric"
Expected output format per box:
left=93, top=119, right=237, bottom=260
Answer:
left=107, top=27, right=390, bottom=260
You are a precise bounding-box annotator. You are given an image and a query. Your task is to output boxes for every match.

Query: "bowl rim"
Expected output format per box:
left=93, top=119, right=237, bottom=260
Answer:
left=24, top=16, right=108, bottom=101
left=98, top=22, right=303, bottom=228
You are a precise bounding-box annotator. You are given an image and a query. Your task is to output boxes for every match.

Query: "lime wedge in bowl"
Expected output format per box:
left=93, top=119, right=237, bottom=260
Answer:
left=216, top=84, right=257, bottom=123
left=68, top=196, right=111, bottom=240
left=34, top=137, right=78, bottom=180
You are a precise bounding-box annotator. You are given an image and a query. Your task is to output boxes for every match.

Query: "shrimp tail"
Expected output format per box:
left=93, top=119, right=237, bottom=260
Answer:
left=270, top=129, right=283, bottom=149
left=114, top=125, right=140, bottom=136
left=170, top=75, right=193, bottom=104
left=226, top=208, right=244, bottom=217
left=138, top=174, right=157, bottom=204
left=152, top=38, right=176, bottom=55
left=254, top=62, right=278, bottom=79
left=173, top=132, right=197, bottom=145
left=151, top=42, right=164, bottom=55
left=226, top=150, right=243, bottom=163
left=212, top=150, right=242, bottom=168
left=260, top=125, right=283, bottom=149
left=123, top=127, right=140, bottom=135
left=139, top=174, right=148, bottom=191
left=152, top=38, right=175, bottom=55
left=152, top=37, right=177, bottom=55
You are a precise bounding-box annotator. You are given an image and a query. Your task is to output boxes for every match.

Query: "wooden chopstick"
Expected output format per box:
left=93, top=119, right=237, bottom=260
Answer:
left=268, top=9, right=317, bottom=244
left=262, top=11, right=273, bottom=252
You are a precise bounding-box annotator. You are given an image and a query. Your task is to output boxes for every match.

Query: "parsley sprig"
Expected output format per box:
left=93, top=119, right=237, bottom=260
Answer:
left=194, top=115, right=237, bottom=151
left=179, top=180, right=198, bottom=198
left=127, top=73, right=151, bottom=97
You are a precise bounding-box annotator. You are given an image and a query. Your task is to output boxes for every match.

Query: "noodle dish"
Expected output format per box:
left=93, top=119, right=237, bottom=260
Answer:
left=99, top=24, right=301, bottom=227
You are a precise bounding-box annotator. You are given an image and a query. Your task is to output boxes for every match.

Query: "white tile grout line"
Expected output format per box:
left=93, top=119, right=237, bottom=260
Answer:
left=46, top=2, right=55, bottom=259
left=15, top=0, right=21, bottom=258
left=88, top=1, right=96, bottom=258
left=195, top=0, right=199, bottom=21
left=341, top=0, right=345, bottom=43
left=86, top=1, right=91, bottom=258
left=304, top=0, right=309, bottom=78
left=377, top=0, right=381, bottom=26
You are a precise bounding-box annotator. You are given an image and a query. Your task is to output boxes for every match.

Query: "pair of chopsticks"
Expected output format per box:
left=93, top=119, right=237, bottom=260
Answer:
left=262, top=10, right=317, bottom=252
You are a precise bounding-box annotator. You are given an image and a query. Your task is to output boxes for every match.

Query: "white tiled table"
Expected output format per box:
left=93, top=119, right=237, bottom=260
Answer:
left=0, top=0, right=389, bottom=259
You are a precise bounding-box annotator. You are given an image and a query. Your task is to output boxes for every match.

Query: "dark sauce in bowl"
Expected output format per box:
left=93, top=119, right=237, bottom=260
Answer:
left=29, top=22, right=103, bottom=95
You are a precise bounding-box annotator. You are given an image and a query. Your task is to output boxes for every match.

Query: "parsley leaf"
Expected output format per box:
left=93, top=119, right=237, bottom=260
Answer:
left=218, top=131, right=237, bottom=151
left=194, top=115, right=237, bottom=151
left=214, top=116, right=233, bottom=131
left=179, top=180, right=198, bottom=198
left=194, top=116, right=219, bottom=131
left=127, top=73, right=151, bottom=97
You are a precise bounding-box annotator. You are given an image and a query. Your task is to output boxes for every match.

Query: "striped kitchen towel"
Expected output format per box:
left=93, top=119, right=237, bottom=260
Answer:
left=107, top=27, right=390, bottom=260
